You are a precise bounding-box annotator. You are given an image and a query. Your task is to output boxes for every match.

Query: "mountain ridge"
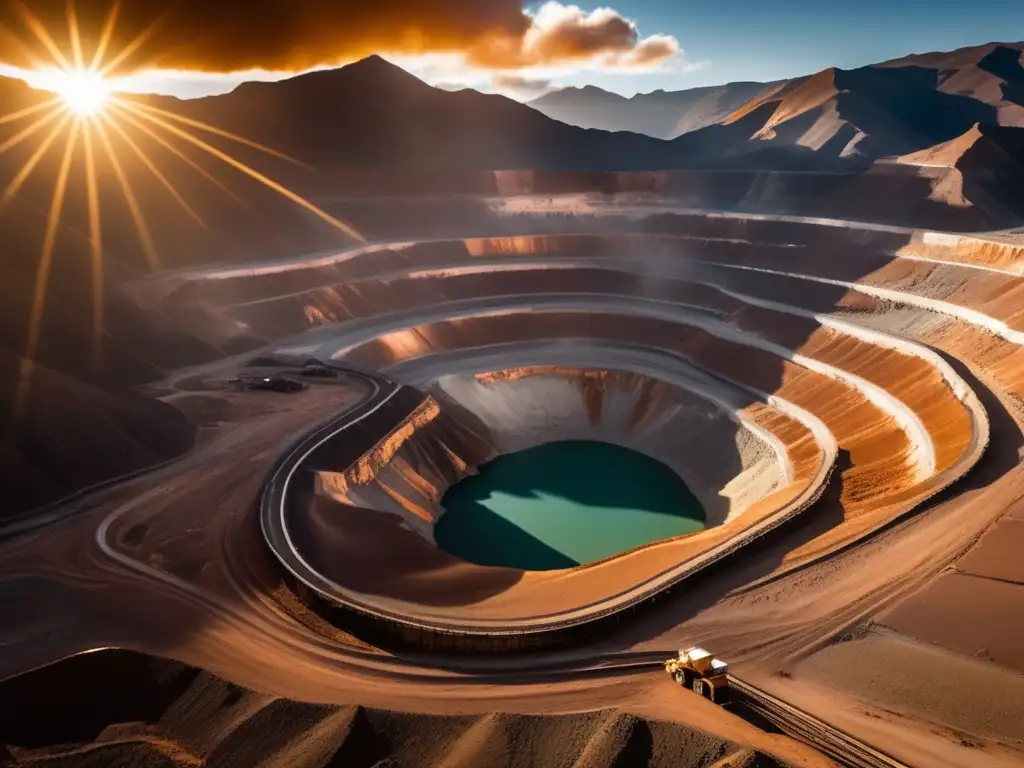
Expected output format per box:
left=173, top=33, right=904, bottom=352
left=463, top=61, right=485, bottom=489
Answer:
left=528, top=41, right=1024, bottom=153
left=2, top=41, right=1024, bottom=516
left=530, top=80, right=775, bottom=138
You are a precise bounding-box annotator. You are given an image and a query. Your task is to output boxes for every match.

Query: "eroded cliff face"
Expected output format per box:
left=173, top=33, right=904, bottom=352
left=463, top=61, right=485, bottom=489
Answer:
left=314, top=368, right=783, bottom=546
left=315, top=394, right=495, bottom=540
left=437, top=370, right=781, bottom=527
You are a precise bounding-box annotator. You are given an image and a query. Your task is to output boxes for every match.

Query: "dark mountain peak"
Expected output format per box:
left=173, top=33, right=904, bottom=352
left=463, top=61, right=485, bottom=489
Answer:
left=227, top=53, right=429, bottom=104
left=303, top=54, right=427, bottom=91
left=341, top=54, right=413, bottom=78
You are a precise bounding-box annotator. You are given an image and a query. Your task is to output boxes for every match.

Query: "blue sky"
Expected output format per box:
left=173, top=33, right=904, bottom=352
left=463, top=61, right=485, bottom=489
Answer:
left=577, top=0, right=1024, bottom=94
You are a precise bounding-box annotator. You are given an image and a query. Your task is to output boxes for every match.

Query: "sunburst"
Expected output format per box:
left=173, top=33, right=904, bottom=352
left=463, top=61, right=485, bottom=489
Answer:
left=38, top=67, right=111, bottom=116
left=1, top=0, right=364, bottom=429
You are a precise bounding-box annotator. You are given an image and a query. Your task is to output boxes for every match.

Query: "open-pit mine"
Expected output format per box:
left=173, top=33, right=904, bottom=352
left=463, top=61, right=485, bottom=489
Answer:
left=3, top=169, right=1024, bottom=768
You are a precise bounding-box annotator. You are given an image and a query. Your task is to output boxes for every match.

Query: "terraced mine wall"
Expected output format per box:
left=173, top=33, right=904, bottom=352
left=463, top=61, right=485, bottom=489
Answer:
left=229, top=205, right=994, bottom=650
left=262, top=360, right=833, bottom=648
left=305, top=166, right=1018, bottom=236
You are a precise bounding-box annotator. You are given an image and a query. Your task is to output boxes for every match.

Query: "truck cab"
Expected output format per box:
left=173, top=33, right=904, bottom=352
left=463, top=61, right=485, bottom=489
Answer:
left=664, top=646, right=730, bottom=704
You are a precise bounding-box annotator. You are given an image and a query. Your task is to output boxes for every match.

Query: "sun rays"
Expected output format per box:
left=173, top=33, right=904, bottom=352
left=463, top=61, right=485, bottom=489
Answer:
left=44, top=67, right=111, bottom=116
left=1, top=1, right=364, bottom=429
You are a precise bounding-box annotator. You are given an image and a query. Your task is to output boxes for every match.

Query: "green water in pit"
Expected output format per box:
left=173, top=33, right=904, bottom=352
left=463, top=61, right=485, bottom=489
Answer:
left=435, top=440, right=706, bottom=571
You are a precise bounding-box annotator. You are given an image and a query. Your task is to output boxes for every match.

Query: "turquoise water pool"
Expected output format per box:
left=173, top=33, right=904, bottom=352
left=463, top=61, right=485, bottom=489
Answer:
left=435, top=440, right=705, bottom=571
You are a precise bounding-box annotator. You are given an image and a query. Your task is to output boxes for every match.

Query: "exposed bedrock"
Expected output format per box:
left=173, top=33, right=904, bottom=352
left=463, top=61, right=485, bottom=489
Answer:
left=144, top=228, right=1024, bottom=346
left=214, top=208, right=1000, bottom=632
left=271, top=377, right=829, bottom=628
left=333, top=362, right=788, bottom=535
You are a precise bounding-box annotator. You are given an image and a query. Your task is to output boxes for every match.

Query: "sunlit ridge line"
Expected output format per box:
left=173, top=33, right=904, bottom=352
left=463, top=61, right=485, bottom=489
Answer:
left=13, top=1, right=72, bottom=72
left=109, top=107, right=247, bottom=204
left=0, top=111, right=72, bottom=207
left=100, top=112, right=206, bottom=227
left=113, top=100, right=365, bottom=242
left=128, top=99, right=311, bottom=168
left=14, top=121, right=80, bottom=428
left=83, top=121, right=104, bottom=366
left=95, top=119, right=160, bottom=270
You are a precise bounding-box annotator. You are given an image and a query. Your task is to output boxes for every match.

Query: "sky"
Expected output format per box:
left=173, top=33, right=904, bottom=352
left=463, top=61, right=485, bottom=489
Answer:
left=1, top=0, right=1023, bottom=101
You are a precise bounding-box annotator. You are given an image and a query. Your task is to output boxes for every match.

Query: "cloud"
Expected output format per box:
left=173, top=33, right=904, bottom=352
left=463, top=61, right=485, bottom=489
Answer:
left=0, top=0, right=679, bottom=75
left=470, top=2, right=680, bottom=70
left=490, top=73, right=554, bottom=98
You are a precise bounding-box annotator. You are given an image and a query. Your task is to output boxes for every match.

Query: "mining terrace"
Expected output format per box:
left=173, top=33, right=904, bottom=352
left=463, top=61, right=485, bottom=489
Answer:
left=4, top=170, right=1024, bottom=768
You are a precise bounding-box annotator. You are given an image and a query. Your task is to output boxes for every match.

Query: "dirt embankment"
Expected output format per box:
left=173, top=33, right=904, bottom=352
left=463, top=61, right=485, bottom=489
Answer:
left=281, top=363, right=827, bottom=626
left=0, top=651, right=795, bottom=768
left=0, top=347, right=196, bottom=520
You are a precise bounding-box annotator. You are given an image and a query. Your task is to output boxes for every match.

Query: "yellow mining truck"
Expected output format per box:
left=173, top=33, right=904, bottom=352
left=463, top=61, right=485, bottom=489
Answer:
left=665, top=646, right=730, bottom=704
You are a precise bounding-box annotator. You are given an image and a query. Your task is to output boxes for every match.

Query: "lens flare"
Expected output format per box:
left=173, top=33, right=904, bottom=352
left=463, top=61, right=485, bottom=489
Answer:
left=50, top=68, right=111, bottom=117
left=1, top=0, right=364, bottom=431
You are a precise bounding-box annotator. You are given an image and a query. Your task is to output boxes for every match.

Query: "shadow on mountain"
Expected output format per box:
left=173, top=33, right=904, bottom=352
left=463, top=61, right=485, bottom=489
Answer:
left=840, top=66, right=997, bottom=141
left=977, top=45, right=1024, bottom=104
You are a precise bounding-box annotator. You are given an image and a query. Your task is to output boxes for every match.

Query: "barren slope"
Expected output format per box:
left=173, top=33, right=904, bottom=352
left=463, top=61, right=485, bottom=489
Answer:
left=0, top=651, right=796, bottom=768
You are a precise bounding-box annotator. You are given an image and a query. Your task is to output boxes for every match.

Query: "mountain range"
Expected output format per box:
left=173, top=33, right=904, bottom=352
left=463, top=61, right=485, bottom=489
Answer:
left=2, top=40, right=1024, bottom=514
left=528, top=81, right=774, bottom=139
left=158, top=41, right=1024, bottom=172
left=530, top=41, right=1024, bottom=161
left=3, top=41, right=1022, bottom=182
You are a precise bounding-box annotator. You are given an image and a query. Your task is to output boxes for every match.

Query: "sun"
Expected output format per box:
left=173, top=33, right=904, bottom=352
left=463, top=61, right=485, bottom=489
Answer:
left=2, top=0, right=364, bottom=428
left=21, top=66, right=113, bottom=117
left=50, top=69, right=111, bottom=117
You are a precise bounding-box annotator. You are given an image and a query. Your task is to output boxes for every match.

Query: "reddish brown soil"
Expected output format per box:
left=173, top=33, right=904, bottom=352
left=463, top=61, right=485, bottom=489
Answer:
left=879, top=573, right=1024, bottom=673
left=3, top=202, right=1024, bottom=767
left=955, top=517, right=1024, bottom=582
left=784, top=629, right=1024, bottom=767
left=0, top=651, right=804, bottom=768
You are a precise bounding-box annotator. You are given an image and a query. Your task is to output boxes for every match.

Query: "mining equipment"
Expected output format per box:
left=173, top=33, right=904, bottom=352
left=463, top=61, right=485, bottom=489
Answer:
left=298, top=361, right=339, bottom=378
left=227, top=373, right=308, bottom=393
left=665, top=647, right=730, bottom=704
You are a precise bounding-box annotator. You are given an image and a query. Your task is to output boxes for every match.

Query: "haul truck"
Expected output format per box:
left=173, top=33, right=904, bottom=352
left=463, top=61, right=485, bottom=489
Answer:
left=665, top=647, right=730, bottom=704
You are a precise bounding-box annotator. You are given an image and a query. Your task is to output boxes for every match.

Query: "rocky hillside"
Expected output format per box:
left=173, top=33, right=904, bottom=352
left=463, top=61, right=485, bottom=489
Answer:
left=528, top=81, right=772, bottom=139
left=529, top=41, right=1024, bottom=168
